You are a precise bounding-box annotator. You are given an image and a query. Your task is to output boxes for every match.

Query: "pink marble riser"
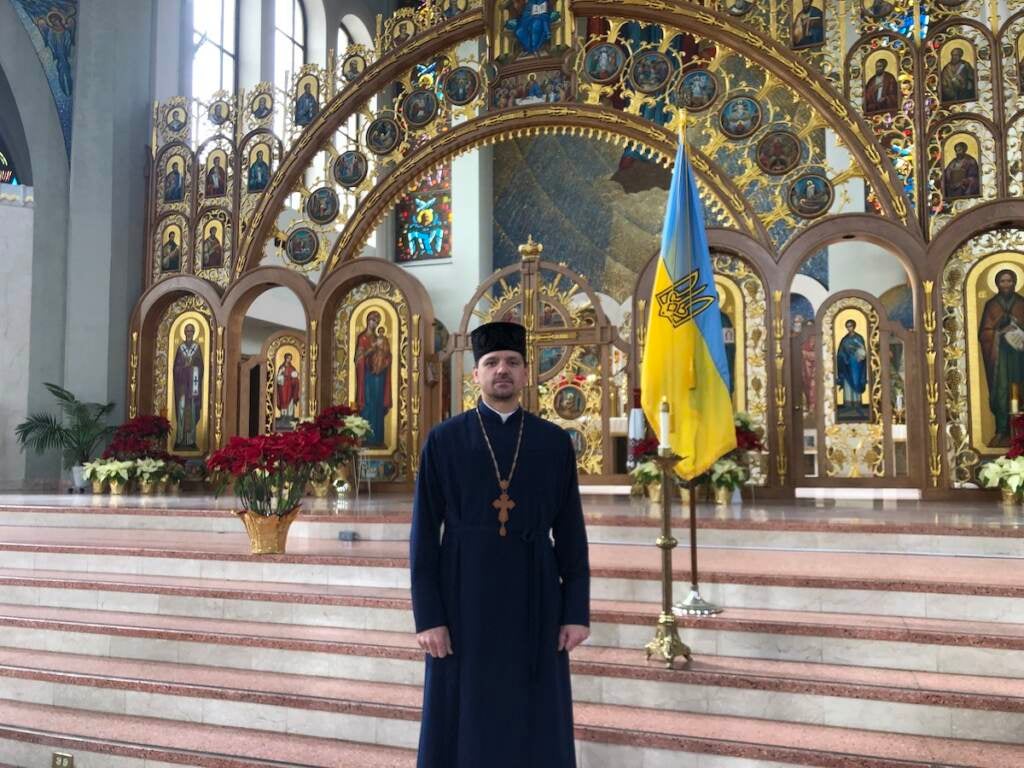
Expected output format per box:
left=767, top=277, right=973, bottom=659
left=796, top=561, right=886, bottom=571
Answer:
left=2, top=663, right=1023, bottom=744
left=5, top=612, right=1024, bottom=683
left=3, top=545, right=1023, bottom=601
left=5, top=576, right=1024, bottom=649
left=0, top=729, right=417, bottom=768
left=2, top=698, right=1024, bottom=768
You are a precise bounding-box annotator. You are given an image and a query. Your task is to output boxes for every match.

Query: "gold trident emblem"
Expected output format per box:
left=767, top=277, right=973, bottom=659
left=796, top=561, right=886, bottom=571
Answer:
left=656, top=268, right=715, bottom=328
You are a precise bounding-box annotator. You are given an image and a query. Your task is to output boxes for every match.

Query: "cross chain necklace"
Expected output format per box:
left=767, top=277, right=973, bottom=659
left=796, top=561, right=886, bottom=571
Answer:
left=475, top=404, right=525, bottom=537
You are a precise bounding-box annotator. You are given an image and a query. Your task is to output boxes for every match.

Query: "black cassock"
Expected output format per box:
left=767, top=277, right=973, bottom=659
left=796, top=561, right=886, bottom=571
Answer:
left=410, top=404, right=590, bottom=767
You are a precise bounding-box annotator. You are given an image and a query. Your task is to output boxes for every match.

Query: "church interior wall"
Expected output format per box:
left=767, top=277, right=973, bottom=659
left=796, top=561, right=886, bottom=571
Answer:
left=0, top=185, right=34, bottom=486
left=62, top=0, right=153, bottom=439
left=150, top=0, right=189, bottom=101
left=240, top=286, right=308, bottom=355
left=0, top=0, right=70, bottom=482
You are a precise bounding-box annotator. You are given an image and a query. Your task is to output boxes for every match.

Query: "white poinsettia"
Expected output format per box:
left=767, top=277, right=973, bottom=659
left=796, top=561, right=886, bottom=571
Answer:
left=134, top=458, right=167, bottom=481
left=710, top=457, right=749, bottom=490
left=343, top=415, right=373, bottom=439
left=980, top=456, right=1024, bottom=493
left=629, top=459, right=661, bottom=485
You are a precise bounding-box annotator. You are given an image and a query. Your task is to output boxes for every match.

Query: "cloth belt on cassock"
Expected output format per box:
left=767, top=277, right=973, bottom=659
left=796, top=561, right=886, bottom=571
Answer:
left=442, top=523, right=549, bottom=680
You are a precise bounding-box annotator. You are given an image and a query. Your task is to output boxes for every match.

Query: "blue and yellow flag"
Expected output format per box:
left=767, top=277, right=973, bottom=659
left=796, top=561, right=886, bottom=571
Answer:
left=641, top=138, right=736, bottom=479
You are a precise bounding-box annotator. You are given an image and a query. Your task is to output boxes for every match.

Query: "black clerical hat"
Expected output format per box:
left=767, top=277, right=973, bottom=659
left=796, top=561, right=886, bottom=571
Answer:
left=470, top=321, right=527, bottom=362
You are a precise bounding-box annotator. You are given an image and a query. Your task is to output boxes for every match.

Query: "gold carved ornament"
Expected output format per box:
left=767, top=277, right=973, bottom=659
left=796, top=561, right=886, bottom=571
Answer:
left=411, top=314, right=422, bottom=477
left=575, top=0, right=909, bottom=225
left=923, top=280, right=942, bottom=487
left=129, top=330, right=139, bottom=420
left=309, top=319, right=319, bottom=417
left=215, top=326, right=225, bottom=449
left=772, top=289, right=787, bottom=482
left=324, top=105, right=759, bottom=271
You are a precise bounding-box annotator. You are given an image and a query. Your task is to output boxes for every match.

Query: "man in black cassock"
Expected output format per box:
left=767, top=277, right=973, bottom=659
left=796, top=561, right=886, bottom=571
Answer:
left=410, top=321, right=590, bottom=767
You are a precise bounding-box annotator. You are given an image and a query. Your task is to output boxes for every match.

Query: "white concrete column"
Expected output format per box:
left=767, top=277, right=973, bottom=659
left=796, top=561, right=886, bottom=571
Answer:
left=63, top=0, right=153, bottom=418
left=152, top=0, right=188, bottom=100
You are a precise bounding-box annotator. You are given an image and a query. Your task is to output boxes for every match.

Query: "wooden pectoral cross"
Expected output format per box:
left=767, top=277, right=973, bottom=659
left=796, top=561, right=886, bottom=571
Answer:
left=493, top=480, right=516, bottom=537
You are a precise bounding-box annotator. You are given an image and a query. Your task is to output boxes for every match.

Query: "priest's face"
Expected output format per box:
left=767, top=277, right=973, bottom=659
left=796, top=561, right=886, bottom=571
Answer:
left=474, top=350, right=527, bottom=405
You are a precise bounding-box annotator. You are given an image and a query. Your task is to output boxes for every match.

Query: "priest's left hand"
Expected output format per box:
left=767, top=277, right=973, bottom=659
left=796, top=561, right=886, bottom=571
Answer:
left=558, top=624, right=589, bottom=652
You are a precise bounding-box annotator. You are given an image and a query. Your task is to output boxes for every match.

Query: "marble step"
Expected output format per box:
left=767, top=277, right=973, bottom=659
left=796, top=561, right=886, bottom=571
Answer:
left=0, top=687, right=1021, bottom=767
left=1, top=596, right=1023, bottom=680
left=0, top=700, right=417, bottom=767
left=3, top=503, right=1023, bottom=555
left=1, top=643, right=1022, bottom=744
left=0, top=528, right=1021, bottom=622
left=5, top=566, right=1024, bottom=661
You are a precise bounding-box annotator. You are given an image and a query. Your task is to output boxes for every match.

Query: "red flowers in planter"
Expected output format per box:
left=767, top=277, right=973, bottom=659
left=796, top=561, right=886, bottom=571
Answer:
left=735, top=424, right=765, bottom=453
left=207, top=407, right=360, bottom=516
left=103, top=415, right=172, bottom=459
left=207, top=430, right=341, bottom=478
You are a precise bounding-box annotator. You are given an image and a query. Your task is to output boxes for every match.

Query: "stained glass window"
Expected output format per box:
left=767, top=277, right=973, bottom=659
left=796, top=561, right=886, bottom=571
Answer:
left=0, top=137, right=19, bottom=185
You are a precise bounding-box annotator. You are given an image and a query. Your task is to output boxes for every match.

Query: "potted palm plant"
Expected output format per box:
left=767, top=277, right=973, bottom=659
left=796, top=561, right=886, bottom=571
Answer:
left=14, top=383, right=116, bottom=491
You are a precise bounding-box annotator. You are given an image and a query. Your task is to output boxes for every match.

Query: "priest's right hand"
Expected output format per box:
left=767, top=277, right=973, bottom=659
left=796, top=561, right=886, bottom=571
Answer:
left=417, top=626, right=454, bottom=658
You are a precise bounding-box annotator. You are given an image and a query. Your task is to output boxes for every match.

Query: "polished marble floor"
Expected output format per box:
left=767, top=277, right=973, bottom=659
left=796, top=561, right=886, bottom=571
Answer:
left=0, top=490, right=1021, bottom=531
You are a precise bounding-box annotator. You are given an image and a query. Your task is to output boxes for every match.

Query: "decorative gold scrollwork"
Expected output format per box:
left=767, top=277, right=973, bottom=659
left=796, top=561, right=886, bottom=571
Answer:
left=772, top=290, right=787, bottom=481
left=215, top=326, right=225, bottom=449
left=129, top=331, right=139, bottom=420
left=309, top=320, right=319, bottom=417
left=922, top=281, right=941, bottom=487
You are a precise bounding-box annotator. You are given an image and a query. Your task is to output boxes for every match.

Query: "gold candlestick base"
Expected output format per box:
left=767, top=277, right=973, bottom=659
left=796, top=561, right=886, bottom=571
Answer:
left=645, top=611, right=691, bottom=668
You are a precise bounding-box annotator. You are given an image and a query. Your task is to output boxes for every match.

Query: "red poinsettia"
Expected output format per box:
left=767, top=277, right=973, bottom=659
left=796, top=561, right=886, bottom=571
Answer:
left=630, top=437, right=660, bottom=461
left=207, top=428, right=343, bottom=516
left=1006, top=414, right=1024, bottom=459
left=736, top=424, right=766, bottom=453
left=103, top=415, right=173, bottom=459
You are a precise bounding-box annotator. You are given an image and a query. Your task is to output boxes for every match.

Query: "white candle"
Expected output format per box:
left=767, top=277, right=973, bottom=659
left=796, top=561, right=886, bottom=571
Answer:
left=659, top=398, right=671, bottom=450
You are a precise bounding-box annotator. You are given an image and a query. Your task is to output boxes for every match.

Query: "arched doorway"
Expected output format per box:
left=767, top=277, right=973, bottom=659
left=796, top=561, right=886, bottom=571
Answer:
left=787, top=241, right=922, bottom=488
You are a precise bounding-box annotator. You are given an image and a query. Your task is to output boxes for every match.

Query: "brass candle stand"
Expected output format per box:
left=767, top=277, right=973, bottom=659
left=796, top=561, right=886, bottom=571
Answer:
left=674, top=475, right=723, bottom=617
left=644, top=448, right=692, bottom=668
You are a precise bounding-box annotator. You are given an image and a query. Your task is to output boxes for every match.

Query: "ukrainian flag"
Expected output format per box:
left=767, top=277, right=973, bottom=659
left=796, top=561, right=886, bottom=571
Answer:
left=641, top=137, right=736, bottom=479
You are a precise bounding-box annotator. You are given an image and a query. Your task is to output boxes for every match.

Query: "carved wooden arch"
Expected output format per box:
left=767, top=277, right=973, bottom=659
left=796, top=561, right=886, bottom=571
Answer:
left=794, top=288, right=926, bottom=487
left=926, top=200, right=1024, bottom=272
left=779, top=213, right=925, bottom=317
left=997, top=9, right=1024, bottom=42
left=572, top=0, right=911, bottom=224
left=325, top=105, right=769, bottom=272
left=234, top=0, right=913, bottom=276
left=221, top=267, right=316, bottom=443
left=233, top=9, right=484, bottom=276
left=316, top=258, right=438, bottom=481
left=126, top=277, right=226, bottom=438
